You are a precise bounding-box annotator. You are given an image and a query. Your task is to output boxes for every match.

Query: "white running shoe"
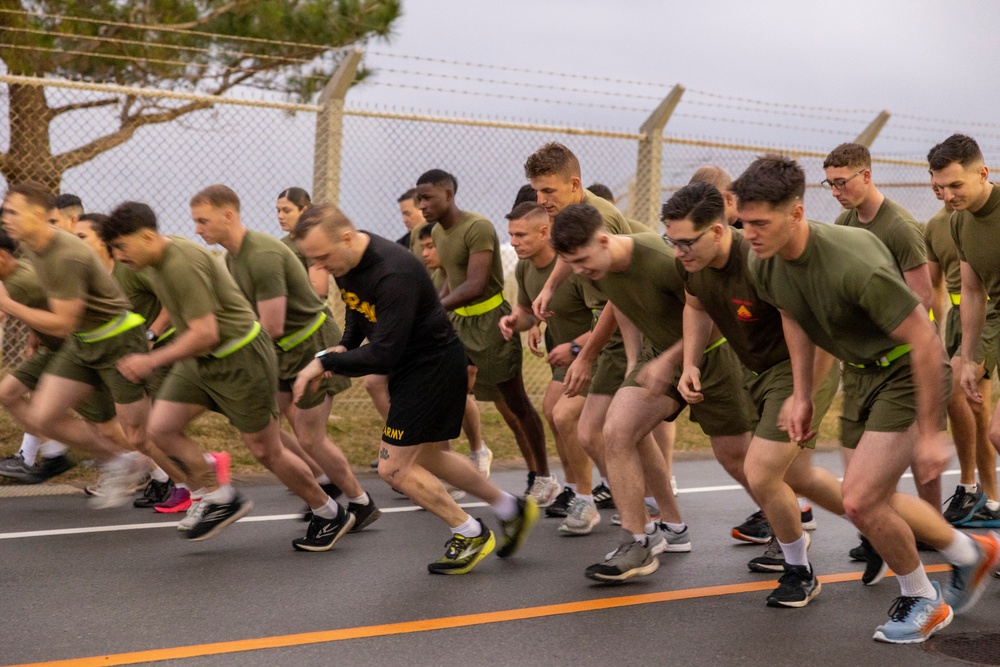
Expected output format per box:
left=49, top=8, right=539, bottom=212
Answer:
left=470, top=445, right=493, bottom=479
left=559, top=497, right=601, bottom=535
left=528, top=475, right=562, bottom=508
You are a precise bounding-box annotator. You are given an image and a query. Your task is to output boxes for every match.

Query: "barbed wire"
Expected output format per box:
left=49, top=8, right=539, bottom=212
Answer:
left=684, top=88, right=880, bottom=115
left=893, top=112, right=1000, bottom=131
left=672, top=113, right=858, bottom=137
left=885, top=122, right=1000, bottom=142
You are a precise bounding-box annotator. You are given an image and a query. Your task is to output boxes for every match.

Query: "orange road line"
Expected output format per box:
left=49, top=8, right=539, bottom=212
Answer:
left=6, top=564, right=950, bottom=667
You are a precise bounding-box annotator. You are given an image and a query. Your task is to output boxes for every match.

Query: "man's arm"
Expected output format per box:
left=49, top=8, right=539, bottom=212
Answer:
left=958, top=260, right=989, bottom=402
left=677, top=292, right=714, bottom=403
left=926, top=260, right=945, bottom=335
left=0, top=286, right=83, bottom=338
left=499, top=304, right=536, bottom=341
left=531, top=258, right=572, bottom=320
left=563, top=303, right=618, bottom=397
left=902, top=263, right=934, bottom=314
left=117, top=312, right=221, bottom=381
left=308, top=265, right=329, bottom=299
left=780, top=309, right=818, bottom=443
left=146, top=308, right=173, bottom=339
left=256, top=296, right=287, bottom=340
left=439, top=250, right=491, bottom=311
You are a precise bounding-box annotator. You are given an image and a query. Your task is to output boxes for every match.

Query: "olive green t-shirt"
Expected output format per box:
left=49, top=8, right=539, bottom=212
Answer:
left=581, top=190, right=654, bottom=235
left=952, top=184, right=1000, bottom=305
left=834, top=197, right=926, bottom=272
left=516, top=256, right=594, bottom=349
left=430, top=267, right=446, bottom=292
left=749, top=222, right=919, bottom=365
left=591, top=233, right=685, bottom=352
left=923, top=206, right=961, bottom=294
left=112, top=260, right=162, bottom=325
left=409, top=221, right=428, bottom=259
left=431, top=211, right=505, bottom=306
left=25, top=229, right=131, bottom=333
left=280, top=234, right=309, bottom=272
left=3, top=259, right=63, bottom=350
left=679, top=229, right=788, bottom=374
left=144, top=237, right=257, bottom=343
left=225, top=230, right=330, bottom=336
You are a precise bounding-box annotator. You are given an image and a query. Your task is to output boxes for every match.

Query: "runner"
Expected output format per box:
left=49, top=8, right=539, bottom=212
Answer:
left=276, top=187, right=329, bottom=299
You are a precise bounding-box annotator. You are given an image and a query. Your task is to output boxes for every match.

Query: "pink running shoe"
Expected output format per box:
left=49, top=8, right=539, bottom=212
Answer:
left=210, top=452, right=231, bottom=486
left=154, top=486, right=192, bottom=513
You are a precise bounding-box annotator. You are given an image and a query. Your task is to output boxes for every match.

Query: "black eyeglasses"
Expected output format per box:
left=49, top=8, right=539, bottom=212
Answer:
left=662, top=228, right=710, bottom=253
left=820, top=170, right=864, bottom=191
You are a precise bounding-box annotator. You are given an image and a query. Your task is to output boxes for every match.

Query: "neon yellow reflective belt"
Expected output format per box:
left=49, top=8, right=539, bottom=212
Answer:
left=211, top=321, right=261, bottom=359
left=454, top=292, right=504, bottom=317
left=704, top=337, right=727, bottom=353
left=846, top=344, right=911, bottom=369
left=276, top=312, right=326, bottom=352
left=76, top=311, right=145, bottom=343
left=156, top=327, right=176, bottom=344
left=949, top=293, right=961, bottom=306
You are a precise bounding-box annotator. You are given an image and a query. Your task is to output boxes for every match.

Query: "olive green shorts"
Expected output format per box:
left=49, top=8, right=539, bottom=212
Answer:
left=451, top=301, right=522, bottom=401
left=840, top=354, right=950, bottom=449
left=747, top=359, right=840, bottom=448
left=276, top=317, right=352, bottom=409
left=43, top=327, right=148, bottom=405
left=944, top=305, right=1000, bottom=378
left=589, top=336, right=627, bottom=396
left=157, top=330, right=279, bottom=434
left=11, top=346, right=117, bottom=423
left=623, top=341, right=758, bottom=437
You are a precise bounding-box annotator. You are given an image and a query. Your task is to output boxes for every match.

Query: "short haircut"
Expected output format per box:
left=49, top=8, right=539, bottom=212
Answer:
left=661, top=182, right=725, bottom=230
left=823, top=143, right=871, bottom=170
left=54, top=193, right=83, bottom=212
left=927, top=134, right=984, bottom=171
left=0, top=227, right=18, bottom=254
left=506, top=201, right=547, bottom=222
left=6, top=181, right=55, bottom=211
left=277, top=187, right=311, bottom=209
left=730, top=154, right=806, bottom=208
left=102, top=201, right=159, bottom=243
left=416, top=169, right=458, bottom=194
left=293, top=203, right=356, bottom=240
left=191, top=184, right=241, bottom=212
left=78, top=213, right=112, bottom=253
left=397, top=188, right=418, bottom=204
left=524, top=142, right=581, bottom=180
left=550, top=204, right=605, bottom=255
left=512, top=183, right=537, bottom=209
left=417, top=221, right=436, bottom=240
left=687, top=166, right=732, bottom=192
left=586, top=183, right=614, bottom=201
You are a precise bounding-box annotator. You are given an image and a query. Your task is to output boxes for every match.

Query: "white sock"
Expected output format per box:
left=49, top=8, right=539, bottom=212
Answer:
left=177, top=483, right=188, bottom=491
left=644, top=496, right=658, bottom=509
left=797, top=497, right=810, bottom=511
left=778, top=535, right=809, bottom=567
left=18, top=434, right=43, bottom=466
left=664, top=521, right=685, bottom=533
left=576, top=494, right=594, bottom=505
left=492, top=492, right=519, bottom=521
left=961, top=483, right=978, bottom=493
left=644, top=521, right=657, bottom=534
left=150, top=467, right=169, bottom=483
left=203, top=485, right=235, bottom=504
left=451, top=514, right=482, bottom=537
left=939, top=531, right=979, bottom=567
left=601, top=477, right=610, bottom=488
left=312, top=498, right=341, bottom=520
left=896, top=565, right=937, bottom=599
left=632, top=533, right=648, bottom=544
left=987, top=500, right=1000, bottom=511
left=348, top=492, right=369, bottom=506
left=315, top=474, right=332, bottom=485
left=566, top=483, right=577, bottom=493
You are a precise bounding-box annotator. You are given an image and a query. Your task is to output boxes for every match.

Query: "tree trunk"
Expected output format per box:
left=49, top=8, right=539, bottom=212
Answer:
left=2, top=83, right=62, bottom=191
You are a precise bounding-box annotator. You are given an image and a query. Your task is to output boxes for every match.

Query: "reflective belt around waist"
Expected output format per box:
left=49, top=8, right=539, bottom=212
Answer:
left=276, top=312, right=326, bottom=352
left=950, top=293, right=961, bottom=306
left=454, top=292, right=504, bottom=317
left=845, top=344, right=911, bottom=369
left=76, top=311, right=145, bottom=343
left=156, top=327, right=176, bottom=344
left=211, top=321, right=261, bottom=359
left=704, top=337, right=727, bottom=354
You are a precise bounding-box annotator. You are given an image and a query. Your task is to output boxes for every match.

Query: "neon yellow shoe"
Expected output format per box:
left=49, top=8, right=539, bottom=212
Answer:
left=427, top=521, right=496, bottom=575
left=498, top=496, right=539, bottom=558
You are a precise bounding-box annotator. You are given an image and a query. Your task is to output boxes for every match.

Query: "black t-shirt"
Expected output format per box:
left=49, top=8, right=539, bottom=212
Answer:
left=320, top=232, right=457, bottom=377
left=395, top=231, right=410, bottom=248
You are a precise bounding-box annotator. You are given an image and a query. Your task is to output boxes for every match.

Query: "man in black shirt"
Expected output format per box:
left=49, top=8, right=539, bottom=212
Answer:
left=292, top=204, right=537, bottom=575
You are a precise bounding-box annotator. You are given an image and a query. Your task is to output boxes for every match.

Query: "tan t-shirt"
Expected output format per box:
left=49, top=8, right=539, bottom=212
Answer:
left=25, top=229, right=131, bottom=332
left=952, top=184, right=1000, bottom=305
left=431, top=211, right=505, bottom=306
left=923, top=206, right=961, bottom=294
left=835, top=197, right=926, bottom=272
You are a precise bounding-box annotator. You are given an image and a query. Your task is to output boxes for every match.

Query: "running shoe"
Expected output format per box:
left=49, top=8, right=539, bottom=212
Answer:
left=653, top=522, right=692, bottom=553
left=347, top=498, right=382, bottom=532
left=134, top=478, right=174, bottom=508
left=184, top=492, right=254, bottom=541
left=37, top=454, right=74, bottom=481
left=800, top=506, right=817, bottom=530
left=586, top=537, right=659, bottom=583
left=732, top=510, right=772, bottom=544
left=943, top=485, right=987, bottom=525
left=89, top=457, right=148, bottom=509
left=559, top=497, right=600, bottom=535
left=293, top=507, right=356, bottom=552
left=611, top=500, right=661, bottom=526
left=592, top=482, right=615, bottom=510
left=766, top=564, right=821, bottom=608
left=958, top=504, right=1000, bottom=528
left=849, top=539, right=867, bottom=562
left=210, top=451, right=231, bottom=486
left=302, top=482, right=346, bottom=521
left=446, top=485, right=467, bottom=501
left=872, top=582, right=953, bottom=644
left=177, top=496, right=203, bottom=531
left=470, top=445, right=493, bottom=479
left=497, top=496, right=539, bottom=558
left=859, top=536, right=888, bottom=586
left=154, top=486, right=192, bottom=513
left=749, top=533, right=812, bottom=573
left=943, top=532, right=1000, bottom=614
left=528, top=475, right=562, bottom=508
left=427, top=520, right=496, bottom=574
left=546, top=487, right=575, bottom=518
left=0, top=453, right=43, bottom=484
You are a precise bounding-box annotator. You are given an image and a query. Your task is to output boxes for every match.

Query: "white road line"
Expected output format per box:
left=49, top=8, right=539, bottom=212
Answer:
left=0, top=466, right=992, bottom=541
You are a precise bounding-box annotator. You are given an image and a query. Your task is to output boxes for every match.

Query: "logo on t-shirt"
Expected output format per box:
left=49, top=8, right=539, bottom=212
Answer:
left=341, top=289, right=377, bottom=323
left=733, top=299, right=758, bottom=322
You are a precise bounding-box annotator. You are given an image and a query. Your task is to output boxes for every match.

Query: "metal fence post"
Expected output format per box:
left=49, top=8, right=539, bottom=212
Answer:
left=628, top=84, right=685, bottom=227
left=312, top=46, right=363, bottom=205
left=854, top=110, right=891, bottom=147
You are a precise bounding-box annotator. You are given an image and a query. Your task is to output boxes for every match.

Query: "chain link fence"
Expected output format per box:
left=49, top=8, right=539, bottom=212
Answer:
left=0, top=74, right=972, bottom=406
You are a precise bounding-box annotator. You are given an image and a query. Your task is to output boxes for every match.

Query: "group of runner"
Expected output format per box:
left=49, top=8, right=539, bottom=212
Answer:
left=0, top=132, right=998, bottom=645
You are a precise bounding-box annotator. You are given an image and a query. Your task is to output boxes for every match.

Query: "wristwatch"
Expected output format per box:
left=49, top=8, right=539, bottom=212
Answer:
left=145, top=329, right=157, bottom=342
left=570, top=342, right=582, bottom=356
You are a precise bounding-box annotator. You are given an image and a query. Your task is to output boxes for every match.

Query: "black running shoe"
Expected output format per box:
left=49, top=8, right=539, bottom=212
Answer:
left=766, top=564, right=821, bottom=608
left=860, top=536, right=888, bottom=586
left=545, top=487, right=575, bottom=518
left=293, top=507, right=355, bottom=552
left=184, top=492, right=254, bottom=541
left=301, top=482, right=345, bottom=522
left=943, top=485, right=986, bottom=525
left=0, top=453, right=44, bottom=484
left=347, top=499, right=382, bottom=532
left=592, top=482, right=615, bottom=510
left=133, top=478, right=174, bottom=508
left=732, top=510, right=772, bottom=544
left=849, top=539, right=867, bottom=562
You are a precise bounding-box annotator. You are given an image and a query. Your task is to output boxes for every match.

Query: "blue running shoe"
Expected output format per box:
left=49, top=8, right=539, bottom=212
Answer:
left=958, top=504, right=1000, bottom=529
left=944, top=532, right=1000, bottom=614
left=872, top=582, right=953, bottom=644
left=943, top=485, right=987, bottom=525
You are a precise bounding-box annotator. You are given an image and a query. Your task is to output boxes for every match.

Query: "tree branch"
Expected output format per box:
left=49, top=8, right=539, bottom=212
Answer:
left=147, top=1, right=252, bottom=30
left=50, top=98, right=121, bottom=117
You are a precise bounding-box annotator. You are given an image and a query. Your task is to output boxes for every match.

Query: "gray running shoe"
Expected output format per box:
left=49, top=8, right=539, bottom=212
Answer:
left=177, top=497, right=205, bottom=531
left=611, top=500, right=661, bottom=526
left=749, top=533, right=812, bottom=573
left=587, top=537, right=659, bottom=583
left=559, top=497, right=600, bottom=535
left=89, top=457, right=147, bottom=509
left=654, top=522, right=692, bottom=553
